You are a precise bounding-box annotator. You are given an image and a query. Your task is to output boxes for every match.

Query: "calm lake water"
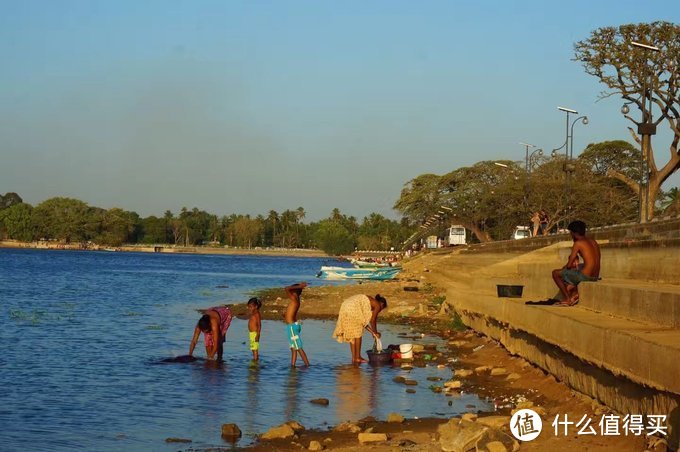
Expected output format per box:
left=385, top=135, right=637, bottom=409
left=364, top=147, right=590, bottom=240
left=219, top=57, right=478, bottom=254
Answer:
left=0, top=249, right=491, bottom=451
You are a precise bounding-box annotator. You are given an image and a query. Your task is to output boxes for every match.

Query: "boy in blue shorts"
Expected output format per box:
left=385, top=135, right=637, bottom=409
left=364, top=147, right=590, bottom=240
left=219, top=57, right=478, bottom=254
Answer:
left=284, top=282, right=310, bottom=367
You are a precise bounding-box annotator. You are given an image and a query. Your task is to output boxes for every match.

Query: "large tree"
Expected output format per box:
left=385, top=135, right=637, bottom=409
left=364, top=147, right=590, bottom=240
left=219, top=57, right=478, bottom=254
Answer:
left=574, top=21, right=680, bottom=221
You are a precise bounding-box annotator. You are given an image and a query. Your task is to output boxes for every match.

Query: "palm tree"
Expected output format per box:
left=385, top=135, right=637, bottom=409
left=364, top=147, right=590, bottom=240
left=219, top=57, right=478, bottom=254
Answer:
left=268, top=210, right=279, bottom=246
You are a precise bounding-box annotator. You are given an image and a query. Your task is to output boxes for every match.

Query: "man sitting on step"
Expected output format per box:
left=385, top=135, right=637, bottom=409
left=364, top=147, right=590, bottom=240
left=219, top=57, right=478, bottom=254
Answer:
left=551, top=220, right=601, bottom=307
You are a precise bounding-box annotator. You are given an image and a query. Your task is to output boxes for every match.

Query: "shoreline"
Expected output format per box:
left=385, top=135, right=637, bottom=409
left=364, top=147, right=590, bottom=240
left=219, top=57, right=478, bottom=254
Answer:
left=224, top=265, right=647, bottom=451
left=0, top=240, right=328, bottom=258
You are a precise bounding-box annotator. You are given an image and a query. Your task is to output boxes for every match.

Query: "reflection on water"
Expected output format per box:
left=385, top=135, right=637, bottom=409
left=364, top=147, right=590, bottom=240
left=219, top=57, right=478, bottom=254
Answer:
left=0, top=249, right=493, bottom=450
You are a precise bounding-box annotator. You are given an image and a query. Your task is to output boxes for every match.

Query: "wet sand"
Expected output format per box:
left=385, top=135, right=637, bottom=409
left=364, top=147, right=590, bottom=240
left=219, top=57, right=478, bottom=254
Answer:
left=227, top=266, right=648, bottom=451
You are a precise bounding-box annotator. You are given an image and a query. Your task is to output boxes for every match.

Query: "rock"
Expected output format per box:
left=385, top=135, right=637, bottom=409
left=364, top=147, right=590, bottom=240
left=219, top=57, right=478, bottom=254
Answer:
left=449, top=340, right=467, bottom=347
left=165, top=438, right=192, bottom=443
left=476, top=416, right=511, bottom=430
left=310, top=398, right=330, bottom=406
left=412, top=344, right=425, bottom=353
left=515, top=401, right=534, bottom=409
left=475, top=366, right=491, bottom=374
left=481, top=440, right=507, bottom=452
left=221, top=423, right=242, bottom=439
left=323, top=437, right=332, bottom=443
left=358, top=432, right=388, bottom=444
left=406, top=388, right=417, bottom=394
left=387, top=413, right=405, bottom=423
left=490, top=367, right=507, bottom=376
left=404, top=379, right=418, bottom=386
left=261, top=423, right=295, bottom=440
left=506, top=373, right=521, bottom=381
left=424, top=343, right=438, bottom=351
left=462, top=413, right=478, bottom=422
left=475, top=427, right=518, bottom=452
left=308, top=440, right=324, bottom=451
left=427, top=376, right=443, bottom=381
left=438, top=419, right=487, bottom=452
left=431, top=386, right=443, bottom=393
left=286, top=420, right=305, bottom=432
left=333, top=422, right=362, bottom=433
left=393, top=376, right=406, bottom=384
left=444, top=380, right=462, bottom=389
left=454, top=369, right=474, bottom=378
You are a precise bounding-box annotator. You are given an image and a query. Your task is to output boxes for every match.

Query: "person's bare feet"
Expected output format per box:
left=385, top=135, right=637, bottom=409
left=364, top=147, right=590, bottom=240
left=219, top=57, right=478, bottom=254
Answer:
left=556, top=293, right=579, bottom=306
left=354, top=357, right=368, bottom=363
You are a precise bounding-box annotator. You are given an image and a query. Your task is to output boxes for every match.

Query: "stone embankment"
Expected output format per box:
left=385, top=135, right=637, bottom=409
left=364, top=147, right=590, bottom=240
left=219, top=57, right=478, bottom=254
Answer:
left=415, top=216, right=680, bottom=450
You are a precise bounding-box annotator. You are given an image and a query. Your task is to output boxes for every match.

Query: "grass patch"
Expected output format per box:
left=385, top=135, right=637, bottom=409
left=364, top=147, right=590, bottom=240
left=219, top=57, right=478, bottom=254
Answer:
left=448, top=309, right=467, bottom=331
left=430, top=295, right=446, bottom=306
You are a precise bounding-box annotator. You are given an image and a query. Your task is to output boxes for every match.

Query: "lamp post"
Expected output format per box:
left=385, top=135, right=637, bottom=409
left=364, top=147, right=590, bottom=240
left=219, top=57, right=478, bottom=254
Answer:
left=553, top=107, right=588, bottom=223
left=625, top=40, right=660, bottom=223
left=519, top=142, right=536, bottom=175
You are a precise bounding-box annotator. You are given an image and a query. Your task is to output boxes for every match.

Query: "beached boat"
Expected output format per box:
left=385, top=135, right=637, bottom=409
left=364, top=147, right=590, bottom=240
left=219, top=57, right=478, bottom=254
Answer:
left=351, top=259, right=401, bottom=269
left=316, top=265, right=401, bottom=281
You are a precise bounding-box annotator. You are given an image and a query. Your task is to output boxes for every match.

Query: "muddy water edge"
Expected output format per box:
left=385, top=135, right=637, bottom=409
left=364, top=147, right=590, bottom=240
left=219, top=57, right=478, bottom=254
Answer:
left=232, top=281, right=647, bottom=451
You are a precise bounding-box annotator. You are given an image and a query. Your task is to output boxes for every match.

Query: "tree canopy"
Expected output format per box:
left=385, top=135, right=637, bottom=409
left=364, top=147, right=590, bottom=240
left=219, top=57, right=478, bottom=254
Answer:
left=574, top=21, right=680, bottom=220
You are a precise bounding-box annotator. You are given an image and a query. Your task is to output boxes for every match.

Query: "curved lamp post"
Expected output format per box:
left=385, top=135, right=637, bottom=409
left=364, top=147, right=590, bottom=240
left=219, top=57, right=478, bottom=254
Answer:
left=553, top=107, right=588, bottom=223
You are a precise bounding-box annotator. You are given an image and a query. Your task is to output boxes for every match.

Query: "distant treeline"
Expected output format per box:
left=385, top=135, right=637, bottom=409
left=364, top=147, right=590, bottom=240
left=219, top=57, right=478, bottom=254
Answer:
left=0, top=193, right=413, bottom=255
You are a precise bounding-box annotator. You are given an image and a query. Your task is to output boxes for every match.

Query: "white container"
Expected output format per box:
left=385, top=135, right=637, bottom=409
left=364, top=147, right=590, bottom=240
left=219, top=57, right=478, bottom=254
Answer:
left=399, top=344, right=413, bottom=359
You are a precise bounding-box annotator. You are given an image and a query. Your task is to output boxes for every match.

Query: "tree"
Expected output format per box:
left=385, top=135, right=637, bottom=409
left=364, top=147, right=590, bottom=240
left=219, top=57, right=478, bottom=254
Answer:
left=98, top=208, right=137, bottom=246
left=574, top=21, right=680, bottom=221
left=314, top=220, right=354, bottom=255
left=32, top=197, right=93, bottom=242
left=0, top=192, right=23, bottom=210
left=140, top=215, right=170, bottom=244
left=439, top=161, right=525, bottom=242
left=393, top=174, right=444, bottom=226
left=0, top=203, right=34, bottom=241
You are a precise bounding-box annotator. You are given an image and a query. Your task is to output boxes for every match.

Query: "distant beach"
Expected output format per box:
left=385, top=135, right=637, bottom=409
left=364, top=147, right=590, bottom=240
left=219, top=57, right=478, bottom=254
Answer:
left=0, top=239, right=327, bottom=258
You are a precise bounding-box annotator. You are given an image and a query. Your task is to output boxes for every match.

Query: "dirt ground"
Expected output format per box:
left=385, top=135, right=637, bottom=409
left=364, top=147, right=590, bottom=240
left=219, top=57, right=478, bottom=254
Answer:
left=223, top=258, right=651, bottom=451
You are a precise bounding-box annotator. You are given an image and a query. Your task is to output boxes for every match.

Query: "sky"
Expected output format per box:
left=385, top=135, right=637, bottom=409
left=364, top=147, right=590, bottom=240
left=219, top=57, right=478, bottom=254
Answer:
left=1, top=1, right=678, bottom=220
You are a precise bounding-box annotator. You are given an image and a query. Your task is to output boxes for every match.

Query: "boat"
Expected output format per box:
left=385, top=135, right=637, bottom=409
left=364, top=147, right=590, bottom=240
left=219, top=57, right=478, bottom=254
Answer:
left=350, top=259, right=401, bottom=269
left=316, top=266, right=401, bottom=281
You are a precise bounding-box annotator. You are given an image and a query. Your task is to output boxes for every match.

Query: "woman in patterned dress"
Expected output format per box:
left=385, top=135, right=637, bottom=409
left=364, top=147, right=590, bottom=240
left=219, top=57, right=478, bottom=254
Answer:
left=332, top=294, right=387, bottom=363
left=188, top=306, right=233, bottom=361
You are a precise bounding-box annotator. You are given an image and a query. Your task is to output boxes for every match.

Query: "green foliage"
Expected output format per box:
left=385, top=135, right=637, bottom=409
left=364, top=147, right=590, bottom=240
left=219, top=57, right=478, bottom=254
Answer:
left=314, top=219, right=355, bottom=255
left=430, top=295, right=446, bottom=306
left=574, top=22, right=680, bottom=220
left=448, top=310, right=467, bottom=331
left=0, top=203, right=34, bottom=241
left=0, top=192, right=23, bottom=210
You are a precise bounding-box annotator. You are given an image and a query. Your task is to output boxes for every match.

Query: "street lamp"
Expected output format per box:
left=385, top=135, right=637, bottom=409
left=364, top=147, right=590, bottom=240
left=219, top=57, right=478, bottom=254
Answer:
left=625, top=40, right=661, bottom=223
left=520, top=142, right=536, bottom=174
left=553, top=107, right=588, bottom=223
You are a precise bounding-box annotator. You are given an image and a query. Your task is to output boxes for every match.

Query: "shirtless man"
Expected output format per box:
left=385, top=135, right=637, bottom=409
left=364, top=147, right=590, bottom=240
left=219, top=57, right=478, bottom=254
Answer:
left=284, top=282, right=310, bottom=367
left=551, top=220, right=600, bottom=306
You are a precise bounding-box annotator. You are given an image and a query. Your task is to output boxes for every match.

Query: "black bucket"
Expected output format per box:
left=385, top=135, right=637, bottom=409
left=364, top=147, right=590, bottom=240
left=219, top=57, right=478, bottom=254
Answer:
left=367, top=349, right=392, bottom=365
left=496, top=284, right=524, bottom=298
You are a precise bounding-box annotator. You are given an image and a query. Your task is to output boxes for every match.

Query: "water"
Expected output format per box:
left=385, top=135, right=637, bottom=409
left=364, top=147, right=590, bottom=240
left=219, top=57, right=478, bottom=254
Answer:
left=0, top=248, right=491, bottom=451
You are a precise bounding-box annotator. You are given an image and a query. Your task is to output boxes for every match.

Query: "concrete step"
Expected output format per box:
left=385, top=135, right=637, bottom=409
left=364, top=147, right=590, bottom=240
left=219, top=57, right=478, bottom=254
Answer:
left=579, top=279, right=680, bottom=328
left=450, top=289, right=680, bottom=395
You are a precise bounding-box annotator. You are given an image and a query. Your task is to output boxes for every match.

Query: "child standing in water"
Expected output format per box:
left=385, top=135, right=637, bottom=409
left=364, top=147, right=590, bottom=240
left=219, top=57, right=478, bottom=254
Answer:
left=247, top=297, right=262, bottom=361
left=284, top=282, right=310, bottom=367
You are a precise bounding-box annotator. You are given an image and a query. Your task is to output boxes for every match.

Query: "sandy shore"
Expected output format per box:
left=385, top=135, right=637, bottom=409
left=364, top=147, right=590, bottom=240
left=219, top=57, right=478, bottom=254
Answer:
left=225, top=262, right=648, bottom=451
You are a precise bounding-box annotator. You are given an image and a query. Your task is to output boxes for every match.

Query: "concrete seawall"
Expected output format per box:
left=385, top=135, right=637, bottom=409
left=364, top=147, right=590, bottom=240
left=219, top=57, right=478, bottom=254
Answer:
left=417, top=218, right=680, bottom=449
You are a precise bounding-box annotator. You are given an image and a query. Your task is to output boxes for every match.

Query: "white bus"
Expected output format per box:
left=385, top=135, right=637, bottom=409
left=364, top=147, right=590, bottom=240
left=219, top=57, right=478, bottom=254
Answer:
left=444, top=225, right=467, bottom=246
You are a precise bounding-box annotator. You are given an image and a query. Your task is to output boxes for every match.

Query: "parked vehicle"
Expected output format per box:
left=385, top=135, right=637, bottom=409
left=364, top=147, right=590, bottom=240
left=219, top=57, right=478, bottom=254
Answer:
left=444, top=225, right=467, bottom=246
left=512, top=226, right=531, bottom=240
left=426, top=235, right=439, bottom=249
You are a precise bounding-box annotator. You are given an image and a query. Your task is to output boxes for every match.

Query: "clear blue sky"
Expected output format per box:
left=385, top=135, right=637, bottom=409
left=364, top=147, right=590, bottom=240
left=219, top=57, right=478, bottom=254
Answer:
left=1, top=1, right=677, bottom=220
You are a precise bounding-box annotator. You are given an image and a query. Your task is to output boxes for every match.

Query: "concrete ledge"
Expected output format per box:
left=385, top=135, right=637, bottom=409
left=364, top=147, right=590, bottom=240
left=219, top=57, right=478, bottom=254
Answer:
left=450, top=291, right=680, bottom=395
left=580, top=280, right=680, bottom=328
